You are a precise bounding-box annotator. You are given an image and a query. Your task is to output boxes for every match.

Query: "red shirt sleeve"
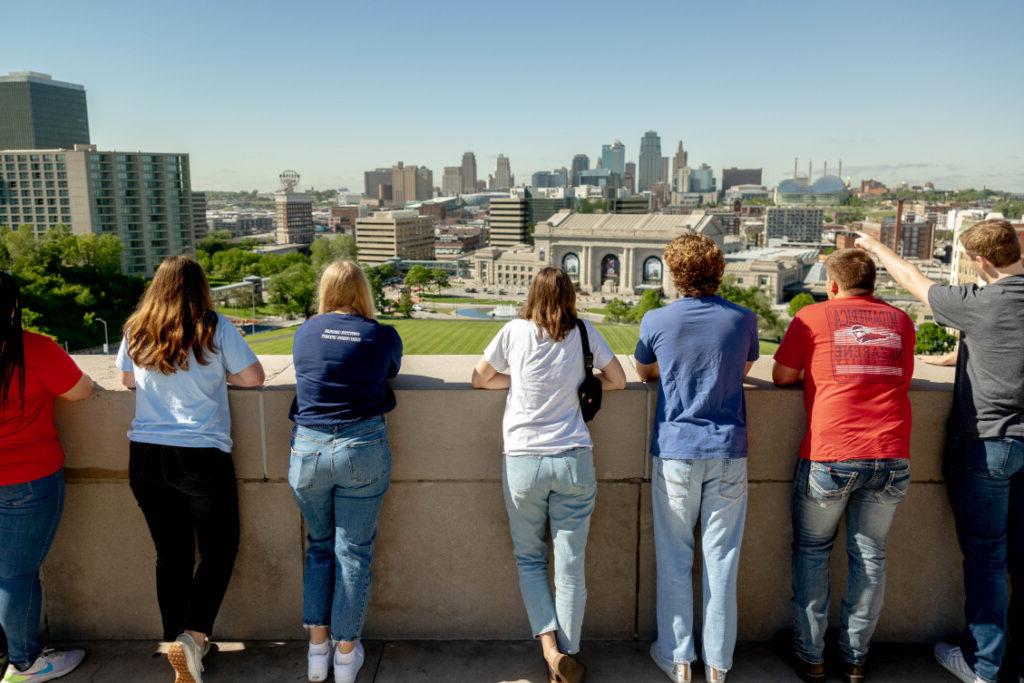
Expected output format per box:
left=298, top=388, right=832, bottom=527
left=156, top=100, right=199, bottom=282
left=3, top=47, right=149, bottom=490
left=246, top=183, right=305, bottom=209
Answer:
left=774, top=311, right=811, bottom=371
left=31, top=334, right=84, bottom=396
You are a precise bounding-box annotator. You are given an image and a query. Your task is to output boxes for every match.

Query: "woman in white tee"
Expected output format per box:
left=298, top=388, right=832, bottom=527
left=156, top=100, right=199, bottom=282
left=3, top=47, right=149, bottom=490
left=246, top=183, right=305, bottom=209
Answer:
left=472, top=267, right=626, bottom=683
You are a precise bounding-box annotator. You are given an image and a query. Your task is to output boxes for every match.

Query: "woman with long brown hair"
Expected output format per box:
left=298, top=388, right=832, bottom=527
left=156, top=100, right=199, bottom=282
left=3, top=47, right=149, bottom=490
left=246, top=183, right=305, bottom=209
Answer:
left=287, top=261, right=401, bottom=683
left=472, top=267, right=626, bottom=683
left=0, top=272, right=92, bottom=682
left=116, top=256, right=264, bottom=683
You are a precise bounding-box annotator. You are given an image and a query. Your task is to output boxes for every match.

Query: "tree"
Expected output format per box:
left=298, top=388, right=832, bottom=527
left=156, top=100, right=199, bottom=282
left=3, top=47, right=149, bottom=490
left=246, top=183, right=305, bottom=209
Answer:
left=630, top=289, right=663, bottom=323
left=719, top=278, right=783, bottom=339
left=428, top=268, right=450, bottom=295
left=267, top=263, right=318, bottom=318
left=916, top=322, right=957, bottom=355
left=396, top=289, right=414, bottom=318
left=788, top=293, right=815, bottom=318
left=604, top=298, right=633, bottom=323
left=404, top=265, right=433, bottom=290
left=310, top=234, right=358, bottom=271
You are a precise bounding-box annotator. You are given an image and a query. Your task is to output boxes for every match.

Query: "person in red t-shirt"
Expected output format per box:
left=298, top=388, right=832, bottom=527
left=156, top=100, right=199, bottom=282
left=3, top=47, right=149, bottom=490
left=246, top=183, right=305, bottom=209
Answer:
left=770, top=250, right=915, bottom=683
left=0, top=272, right=92, bottom=680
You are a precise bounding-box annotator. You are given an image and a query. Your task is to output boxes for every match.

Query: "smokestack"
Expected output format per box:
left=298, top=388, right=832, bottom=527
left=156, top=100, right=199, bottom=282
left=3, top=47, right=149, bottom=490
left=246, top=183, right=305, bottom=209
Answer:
left=808, top=159, right=812, bottom=181
left=794, top=157, right=798, bottom=179
left=824, top=161, right=828, bottom=177
left=838, top=159, right=843, bottom=180
left=895, top=199, right=904, bottom=256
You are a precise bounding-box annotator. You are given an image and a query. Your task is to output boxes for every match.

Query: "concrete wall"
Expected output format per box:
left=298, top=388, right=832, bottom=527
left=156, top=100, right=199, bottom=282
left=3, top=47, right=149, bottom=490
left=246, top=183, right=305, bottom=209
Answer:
left=44, top=356, right=962, bottom=642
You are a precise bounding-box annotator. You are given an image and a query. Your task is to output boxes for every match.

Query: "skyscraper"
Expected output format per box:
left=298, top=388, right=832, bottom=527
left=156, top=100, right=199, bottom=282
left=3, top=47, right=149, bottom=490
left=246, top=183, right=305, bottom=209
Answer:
left=488, top=191, right=530, bottom=246
left=461, top=152, right=477, bottom=194
left=721, top=167, right=763, bottom=192
left=672, top=141, right=688, bottom=178
left=0, top=72, right=90, bottom=149
left=442, top=166, right=462, bottom=196
left=391, top=162, right=433, bottom=204
left=492, top=154, right=513, bottom=190
left=364, top=168, right=392, bottom=197
left=637, top=131, right=662, bottom=192
left=600, top=140, right=625, bottom=179
left=192, top=191, right=209, bottom=240
left=570, top=154, right=589, bottom=186
left=660, top=157, right=670, bottom=184
left=624, top=162, right=636, bottom=194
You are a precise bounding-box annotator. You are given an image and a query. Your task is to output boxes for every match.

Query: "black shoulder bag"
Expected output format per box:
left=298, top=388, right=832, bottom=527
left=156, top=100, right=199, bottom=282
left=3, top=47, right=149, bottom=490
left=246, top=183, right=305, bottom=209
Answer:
left=576, top=319, right=603, bottom=422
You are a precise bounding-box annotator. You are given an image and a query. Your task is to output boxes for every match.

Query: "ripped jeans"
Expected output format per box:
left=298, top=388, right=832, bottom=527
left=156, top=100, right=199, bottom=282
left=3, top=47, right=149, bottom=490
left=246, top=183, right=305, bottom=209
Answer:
left=791, top=457, right=909, bottom=666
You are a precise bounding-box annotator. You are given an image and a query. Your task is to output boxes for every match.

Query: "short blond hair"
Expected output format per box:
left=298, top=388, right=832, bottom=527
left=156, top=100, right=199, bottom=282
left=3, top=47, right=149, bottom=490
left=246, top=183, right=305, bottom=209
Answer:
left=318, top=261, right=375, bottom=318
left=961, top=219, right=1021, bottom=267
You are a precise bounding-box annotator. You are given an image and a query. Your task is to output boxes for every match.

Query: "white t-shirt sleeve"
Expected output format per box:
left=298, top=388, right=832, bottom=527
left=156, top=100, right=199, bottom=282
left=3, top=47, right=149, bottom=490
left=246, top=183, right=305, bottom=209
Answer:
left=216, top=314, right=259, bottom=374
left=483, top=322, right=511, bottom=372
left=115, top=337, right=133, bottom=372
left=585, top=321, right=615, bottom=370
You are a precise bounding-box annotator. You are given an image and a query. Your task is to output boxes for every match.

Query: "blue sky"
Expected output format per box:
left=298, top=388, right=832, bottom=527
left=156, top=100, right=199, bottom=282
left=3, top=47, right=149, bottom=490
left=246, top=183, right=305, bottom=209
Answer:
left=6, top=0, right=1023, bottom=192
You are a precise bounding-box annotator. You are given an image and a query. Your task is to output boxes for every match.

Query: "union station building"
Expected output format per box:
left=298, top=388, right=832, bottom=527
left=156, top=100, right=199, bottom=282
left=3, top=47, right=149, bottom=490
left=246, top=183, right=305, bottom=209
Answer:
left=470, top=210, right=728, bottom=297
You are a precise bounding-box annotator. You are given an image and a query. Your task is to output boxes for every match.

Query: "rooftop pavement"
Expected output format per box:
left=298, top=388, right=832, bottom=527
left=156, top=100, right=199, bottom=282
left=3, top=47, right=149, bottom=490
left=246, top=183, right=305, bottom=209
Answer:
left=57, top=640, right=954, bottom=682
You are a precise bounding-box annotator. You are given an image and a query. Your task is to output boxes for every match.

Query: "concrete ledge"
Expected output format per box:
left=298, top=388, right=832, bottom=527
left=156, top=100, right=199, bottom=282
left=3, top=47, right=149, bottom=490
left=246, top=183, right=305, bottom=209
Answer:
left=43, top=356, right=960, bottom=642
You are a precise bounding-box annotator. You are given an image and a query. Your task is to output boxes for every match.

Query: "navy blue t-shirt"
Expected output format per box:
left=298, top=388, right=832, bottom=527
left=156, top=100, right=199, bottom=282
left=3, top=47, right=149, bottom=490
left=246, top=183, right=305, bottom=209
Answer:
left=289, top=313, right=403, bottom=427
left=635, top=296, right=759, bottom=459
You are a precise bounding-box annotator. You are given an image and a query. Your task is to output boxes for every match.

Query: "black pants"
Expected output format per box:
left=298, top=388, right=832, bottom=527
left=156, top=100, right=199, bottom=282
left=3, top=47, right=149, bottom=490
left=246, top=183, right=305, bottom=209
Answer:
left=129, top=441, right=240, bottom=641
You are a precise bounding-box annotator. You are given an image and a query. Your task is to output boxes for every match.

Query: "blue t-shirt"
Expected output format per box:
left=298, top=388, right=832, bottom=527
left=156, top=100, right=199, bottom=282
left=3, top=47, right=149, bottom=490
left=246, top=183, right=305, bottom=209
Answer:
left=635, top=296, right=759, bottom=459
left=289, top=313, right=403, bottom=427
left=116, top=313, right=259, bottom=453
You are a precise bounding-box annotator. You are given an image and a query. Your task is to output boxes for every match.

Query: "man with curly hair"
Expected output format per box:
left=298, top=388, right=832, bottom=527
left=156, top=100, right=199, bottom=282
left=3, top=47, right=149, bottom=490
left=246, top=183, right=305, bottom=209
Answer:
left=635, top=233, right=759, bottom=683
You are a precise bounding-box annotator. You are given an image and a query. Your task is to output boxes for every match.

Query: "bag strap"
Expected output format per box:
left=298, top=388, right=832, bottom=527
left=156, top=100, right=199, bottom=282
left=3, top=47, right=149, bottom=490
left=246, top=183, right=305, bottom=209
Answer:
left=576, top=319, right=593, bottom=373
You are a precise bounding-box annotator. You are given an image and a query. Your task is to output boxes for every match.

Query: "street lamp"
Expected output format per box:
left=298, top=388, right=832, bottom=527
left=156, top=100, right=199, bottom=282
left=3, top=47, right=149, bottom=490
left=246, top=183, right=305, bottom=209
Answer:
left=243, top=275, right=262, bottom=336
left=94, top=317, right=109, bottom=354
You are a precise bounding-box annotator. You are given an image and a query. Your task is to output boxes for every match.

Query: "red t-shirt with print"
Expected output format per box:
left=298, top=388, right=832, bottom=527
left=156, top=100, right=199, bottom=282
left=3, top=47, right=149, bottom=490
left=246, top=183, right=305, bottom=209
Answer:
left=0, top=331, right=84, bottom=485
left=773, top=296, right=915, bottom=461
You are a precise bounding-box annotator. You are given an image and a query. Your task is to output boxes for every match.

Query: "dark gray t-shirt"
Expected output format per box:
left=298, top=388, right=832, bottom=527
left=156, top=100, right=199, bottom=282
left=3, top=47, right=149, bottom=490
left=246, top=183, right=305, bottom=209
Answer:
left=928, top=276, right=1024, bottom=438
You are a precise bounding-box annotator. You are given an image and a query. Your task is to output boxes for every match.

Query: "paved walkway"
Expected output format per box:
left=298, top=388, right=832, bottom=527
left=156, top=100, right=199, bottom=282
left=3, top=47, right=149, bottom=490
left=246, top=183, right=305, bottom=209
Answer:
left=55, top=640, right=952, bottom=682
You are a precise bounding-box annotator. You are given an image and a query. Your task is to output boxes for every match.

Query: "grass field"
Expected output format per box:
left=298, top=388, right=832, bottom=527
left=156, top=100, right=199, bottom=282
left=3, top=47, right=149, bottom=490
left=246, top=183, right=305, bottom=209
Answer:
left=245, top=318, right=779, bottom=357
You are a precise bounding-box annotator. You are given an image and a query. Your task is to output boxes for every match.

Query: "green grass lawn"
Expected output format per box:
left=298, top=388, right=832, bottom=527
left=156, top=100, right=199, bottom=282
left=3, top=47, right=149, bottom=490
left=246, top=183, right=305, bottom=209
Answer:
left=216, top=304, right=280, bottom=318
left=418, top=295, right=514, bottom=305
left=246, top=318, right=780, bottom=357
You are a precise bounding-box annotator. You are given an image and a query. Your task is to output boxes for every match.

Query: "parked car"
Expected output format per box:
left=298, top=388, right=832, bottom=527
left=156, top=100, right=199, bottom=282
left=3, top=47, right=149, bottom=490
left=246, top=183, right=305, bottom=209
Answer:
left=466, top=287, right=478, bottom=293
left=412, top=304, right=423, bottom=312
left=498, top=289, right=507, bottom=295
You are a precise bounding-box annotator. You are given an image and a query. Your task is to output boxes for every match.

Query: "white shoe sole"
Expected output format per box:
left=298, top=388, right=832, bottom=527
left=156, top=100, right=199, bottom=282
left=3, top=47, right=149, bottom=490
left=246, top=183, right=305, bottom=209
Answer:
left=167, top=642, right=202, bottom=683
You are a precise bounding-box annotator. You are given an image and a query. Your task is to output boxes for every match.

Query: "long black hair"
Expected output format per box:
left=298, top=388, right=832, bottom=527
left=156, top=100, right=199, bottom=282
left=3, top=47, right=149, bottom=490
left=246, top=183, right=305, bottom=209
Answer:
left=0, top=272, right=25, bottom=411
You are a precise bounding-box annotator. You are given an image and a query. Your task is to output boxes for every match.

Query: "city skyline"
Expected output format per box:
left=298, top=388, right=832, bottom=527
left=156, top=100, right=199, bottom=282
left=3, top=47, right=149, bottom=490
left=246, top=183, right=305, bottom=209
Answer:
left=5, top=0, right=1023, bottom=193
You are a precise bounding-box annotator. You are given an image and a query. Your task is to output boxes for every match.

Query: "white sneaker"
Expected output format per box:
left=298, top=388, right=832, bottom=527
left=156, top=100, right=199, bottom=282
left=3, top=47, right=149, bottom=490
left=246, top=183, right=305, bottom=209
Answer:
left=705, top=664, right=727, bottom=683
left=167, top=633, right=205, bottom=683
left=333, top=641, right=365, bottom=683
left=2, top=649, right=85, bottom=682
left=649, top=643, right=691, bottom=683
left=934, top=642, right=985, bottom=683
left=307, top=640, right=330, bottom=682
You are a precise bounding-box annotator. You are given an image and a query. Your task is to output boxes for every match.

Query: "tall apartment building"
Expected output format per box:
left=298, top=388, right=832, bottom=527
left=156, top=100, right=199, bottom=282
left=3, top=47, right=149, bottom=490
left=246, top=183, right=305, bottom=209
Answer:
left=570, top=154, right=589, bottom=186
left=488, top=193, right=531, bottom=247
left=672, top=141, right=688, bottom=178
left=391, top=162, right=432, bottom=205
left=363, top=167, right=392, bottom=197
left=660, top=157, right=670, bottom=185
left=491, top=154, right=513, bottom=190
left=275, top=192, right=313, bottom=245
left=764, top=206, right=824, bottom=243
left=355, top=210, right=434, bottom=265
left=623, top=162, right=636, bottom=194
left=721, top=167, right=763, bottom=192
left=0, top=144, right=194, bottom=276
left=191, top=191, right=209, bottom=240
left=0, top=72, right=90, bottom=149
left=442, top=166, right=462, bottom=196
left=461, top=152, right=477, bottom=194
left=878, top=217, right=935, bottom=260
left=637, top=131, right=662, bottom=192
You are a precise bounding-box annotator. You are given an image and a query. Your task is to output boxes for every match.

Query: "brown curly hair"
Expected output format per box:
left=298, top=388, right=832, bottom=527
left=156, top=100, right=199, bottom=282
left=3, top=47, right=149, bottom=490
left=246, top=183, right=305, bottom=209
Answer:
left=664, top=234, right=724, bottom=297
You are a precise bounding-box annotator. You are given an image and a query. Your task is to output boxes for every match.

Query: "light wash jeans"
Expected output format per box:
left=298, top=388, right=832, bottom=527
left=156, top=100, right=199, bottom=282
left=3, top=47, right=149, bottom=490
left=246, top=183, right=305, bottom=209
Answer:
left=289, top=416, right=391, bottom=642
left=0, top=470, right=64, bottom=668
left=502, top=447, right=597, bottom=655
left=791, top=457, right=909, bottom=666
left=651, top=456, right=748, bottom=673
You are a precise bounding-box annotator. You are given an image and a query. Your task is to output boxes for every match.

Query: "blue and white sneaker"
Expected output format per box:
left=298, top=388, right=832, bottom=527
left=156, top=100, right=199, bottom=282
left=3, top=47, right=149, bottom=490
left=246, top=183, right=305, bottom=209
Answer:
left=2, top=649, right=85, bottom=682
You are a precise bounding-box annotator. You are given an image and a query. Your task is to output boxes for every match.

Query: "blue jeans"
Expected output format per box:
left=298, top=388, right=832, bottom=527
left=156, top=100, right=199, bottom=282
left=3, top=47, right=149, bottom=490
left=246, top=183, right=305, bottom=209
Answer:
left=502, top=448, right=597, bottom=655
left=791, top=458, right=909, bottom=666
left=0, top=470, right=64, bottom=668
left=946, top=434, right=1024, bottom=683
left=289, top=417, right=391, bottom=642
left=651, top=456, right=748, bottom=672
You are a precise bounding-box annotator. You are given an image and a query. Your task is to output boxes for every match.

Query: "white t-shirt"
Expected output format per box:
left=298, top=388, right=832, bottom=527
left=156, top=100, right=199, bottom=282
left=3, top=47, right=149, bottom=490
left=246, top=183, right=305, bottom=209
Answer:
left=484, top=318, right=615, bottom=455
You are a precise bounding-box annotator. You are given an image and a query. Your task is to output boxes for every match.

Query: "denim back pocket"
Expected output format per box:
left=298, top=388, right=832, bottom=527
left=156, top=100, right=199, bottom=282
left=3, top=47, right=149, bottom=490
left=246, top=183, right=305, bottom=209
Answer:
left=807, top=462, right=858, bottom=501
left=566, top=449, right=597, bottom=492
left=959, top=436, right=1013, bottom=479
left=719, top=458, right=748, bottom=500
left=876, top=464, right=910, bottom=503
left=504, top=456, right=543, bottom=494
left=345, top=432, right=391, bottom=485
left=289, top=443, right=321, bottom=491
left=655, top=458, right=694, bottom=510
left=0, top=481, right=34, bottom=507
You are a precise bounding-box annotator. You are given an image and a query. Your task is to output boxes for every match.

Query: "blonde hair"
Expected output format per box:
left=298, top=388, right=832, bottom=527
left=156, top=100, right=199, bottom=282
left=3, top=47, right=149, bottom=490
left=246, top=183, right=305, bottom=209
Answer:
left=124, top=255, right=218, bottom=374
left=318, top=261, right=375, bottom=318
left=521, top=267, right=577, bottom=342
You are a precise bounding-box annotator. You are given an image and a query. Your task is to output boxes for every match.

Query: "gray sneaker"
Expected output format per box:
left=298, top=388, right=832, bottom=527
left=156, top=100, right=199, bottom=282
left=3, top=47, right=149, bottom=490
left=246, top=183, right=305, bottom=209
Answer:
left=649, top=643, right=691, bottom=683
left=167, top=633, right=205, bottom=683
left=933, top=642, right=984, bottom=683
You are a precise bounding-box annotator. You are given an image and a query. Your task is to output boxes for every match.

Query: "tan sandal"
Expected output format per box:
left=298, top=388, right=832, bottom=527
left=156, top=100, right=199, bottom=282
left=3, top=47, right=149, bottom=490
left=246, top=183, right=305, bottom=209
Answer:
left=547, top=653, right=586, bottom=683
